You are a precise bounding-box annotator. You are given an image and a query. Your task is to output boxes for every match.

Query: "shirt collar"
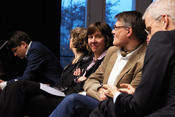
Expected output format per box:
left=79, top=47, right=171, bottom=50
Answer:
left=119, top=44, right=142, bottom=59
left=25, top=41, right=32, bottom=56
left=93, top=50, right=107, bottom=61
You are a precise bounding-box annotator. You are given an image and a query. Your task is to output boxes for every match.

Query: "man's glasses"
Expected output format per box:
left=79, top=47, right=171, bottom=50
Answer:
left=145, top=15, right=163, bottom=35
left=113, top=25, right=129, bottom=31
left=145, top=28, right=151, bottom=35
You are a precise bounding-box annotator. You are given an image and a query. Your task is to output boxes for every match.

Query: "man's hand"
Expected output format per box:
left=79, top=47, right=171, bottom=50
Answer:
left=0, top=79, right=4, bottom=83
left=102, top=84, right=119, bottom=98
left=0, top=80, right=6, bottom=90
left=0, top=80, right=3, bottom=91
left=98, top=87, right=108, bottom=101
left=118, top=83, right=135, bottom=94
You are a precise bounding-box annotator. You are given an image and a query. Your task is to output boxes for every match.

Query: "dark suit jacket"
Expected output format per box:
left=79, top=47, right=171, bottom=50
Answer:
left=114, top=30, right=175, bottom=117
left=8, top=41, right=61, bottom=85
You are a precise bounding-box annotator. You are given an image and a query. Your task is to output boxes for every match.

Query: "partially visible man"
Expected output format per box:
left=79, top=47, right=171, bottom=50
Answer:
left=49, top=11, right=147, bottom=117
left=0, top=31, right=62, bottom=89
left=90, top=0, right=175, bottom=116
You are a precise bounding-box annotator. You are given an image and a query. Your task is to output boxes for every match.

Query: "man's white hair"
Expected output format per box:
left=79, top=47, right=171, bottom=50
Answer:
left=143, top=0, right=175, bottom=23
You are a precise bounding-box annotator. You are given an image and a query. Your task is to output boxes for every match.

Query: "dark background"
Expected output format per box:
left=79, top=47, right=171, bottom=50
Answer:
left=0, top=0, right=61, bottom=80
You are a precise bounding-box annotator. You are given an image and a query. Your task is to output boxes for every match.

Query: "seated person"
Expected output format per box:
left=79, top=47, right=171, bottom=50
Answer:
left=0, top=40, right=27, bottom=81
left=49, top=11, right=147, bottom=117
left=58, top=27, right=93, bottom=95
left=0, top=30, right=62, bottom=89
left=89, top=0, right=175, bottom=116
left=26, top=22, right=113, bottom=117
left=0, top=22, right=113, bottom=117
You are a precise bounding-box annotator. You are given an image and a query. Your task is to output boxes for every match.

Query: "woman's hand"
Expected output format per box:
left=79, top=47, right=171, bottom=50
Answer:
left=75, top=76, right=87, bottom=83
left=73, top=68, right=81, bottom=76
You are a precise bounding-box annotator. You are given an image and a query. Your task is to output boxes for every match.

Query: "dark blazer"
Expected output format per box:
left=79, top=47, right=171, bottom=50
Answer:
left=59, top=54, right=105, bottom=95
left=8, top=41, right=61, bottom=85
left=65, top=57, right=105, bottom=95
left=113, top=30, right=175, bottom=117
left=59, top=55, right=92, bottom=93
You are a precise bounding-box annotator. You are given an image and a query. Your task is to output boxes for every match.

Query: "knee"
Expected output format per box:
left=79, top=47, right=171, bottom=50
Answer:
left=65, top=93, right=78, bottom=101
left=64, top=93, right=80, bottom=102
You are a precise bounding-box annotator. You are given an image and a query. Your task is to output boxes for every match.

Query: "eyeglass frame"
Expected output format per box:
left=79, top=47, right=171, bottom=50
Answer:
left=113, top=25, right=130, bottom=31
left=144, top=15, right=163, bottom=35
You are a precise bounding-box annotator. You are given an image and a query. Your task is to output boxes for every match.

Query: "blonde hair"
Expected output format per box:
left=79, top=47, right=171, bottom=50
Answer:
left=70, top=27, right=89, bottom=53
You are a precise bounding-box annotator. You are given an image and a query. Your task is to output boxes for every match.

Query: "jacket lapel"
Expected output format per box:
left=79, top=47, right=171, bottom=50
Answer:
left=114, top=44, right=146, bottom=85
left=103, top=51, right=118, bottom=84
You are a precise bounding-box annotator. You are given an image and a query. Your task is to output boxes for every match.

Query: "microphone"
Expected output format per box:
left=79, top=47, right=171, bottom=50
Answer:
left=0, top=41, right=8, bottom=51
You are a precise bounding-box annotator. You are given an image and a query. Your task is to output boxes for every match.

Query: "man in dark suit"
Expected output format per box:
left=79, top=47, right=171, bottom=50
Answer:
left=0, top=31, right=61, bottom=89
left=89, top=0, right=175, bottom=116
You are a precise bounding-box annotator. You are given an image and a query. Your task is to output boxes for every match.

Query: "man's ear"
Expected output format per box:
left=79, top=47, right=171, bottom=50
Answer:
left=127, top=27, right=132, bottom=37
left=21, top=41, right=28, bottom=48
left=161, top=15, right=169, bottom=30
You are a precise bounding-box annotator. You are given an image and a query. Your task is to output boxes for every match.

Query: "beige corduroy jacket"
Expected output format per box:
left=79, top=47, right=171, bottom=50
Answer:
left=83, top=43, right=147, bottom=101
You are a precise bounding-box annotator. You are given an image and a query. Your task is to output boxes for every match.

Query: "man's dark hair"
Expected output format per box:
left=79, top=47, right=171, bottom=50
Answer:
left=115, top=11, right=147, bottom=43
left=8, top=30, right=31, bottom=50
